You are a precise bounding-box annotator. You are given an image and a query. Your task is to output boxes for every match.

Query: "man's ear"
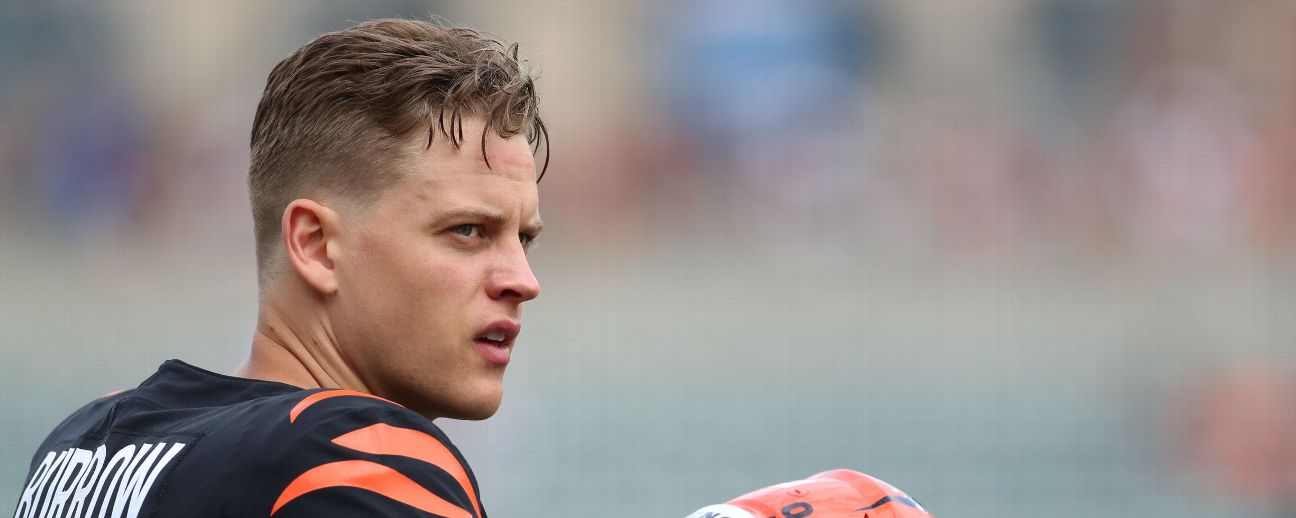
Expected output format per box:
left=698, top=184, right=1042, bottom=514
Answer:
left=281, top=199, right=341, bottom=295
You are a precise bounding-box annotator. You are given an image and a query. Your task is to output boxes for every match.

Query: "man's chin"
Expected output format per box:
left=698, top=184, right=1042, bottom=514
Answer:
left=409, top=386, right=503, bottom=421
left=452, top=405, right=500, bottom=421
left=441, top=396, right=502, bottom=420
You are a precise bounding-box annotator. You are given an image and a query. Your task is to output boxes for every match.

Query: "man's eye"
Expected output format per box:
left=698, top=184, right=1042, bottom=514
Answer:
left=519, top=233, right=537, bottom=248
left=451, top=224, right=482, bottom=238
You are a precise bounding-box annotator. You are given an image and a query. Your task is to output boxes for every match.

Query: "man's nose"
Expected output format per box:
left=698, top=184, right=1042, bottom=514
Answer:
left=487, top=247, right=540, bottom=303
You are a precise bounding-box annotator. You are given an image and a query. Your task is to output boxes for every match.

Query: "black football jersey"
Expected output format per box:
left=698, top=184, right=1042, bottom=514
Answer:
left=12, top=360, right=486, bottom=518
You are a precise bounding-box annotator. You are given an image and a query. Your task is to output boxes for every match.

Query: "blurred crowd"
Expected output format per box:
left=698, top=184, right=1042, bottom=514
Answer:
left=1, top=0, right=1293, bottom=263
left=617, top=0, right=1295, bottom=265
left=1172, top=361, right=1296, bottom=513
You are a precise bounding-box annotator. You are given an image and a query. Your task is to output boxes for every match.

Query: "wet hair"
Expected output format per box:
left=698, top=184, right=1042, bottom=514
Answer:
left=248, top=18, right=547, bottom=280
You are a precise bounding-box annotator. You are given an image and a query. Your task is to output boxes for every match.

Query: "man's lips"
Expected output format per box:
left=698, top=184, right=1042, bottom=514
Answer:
left=474, top=320, right=520, bottom=345
left=474, top=320, right=519, bottom=366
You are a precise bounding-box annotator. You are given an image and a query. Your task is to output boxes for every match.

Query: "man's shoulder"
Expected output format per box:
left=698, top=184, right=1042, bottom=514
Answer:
left=181, top=389, right=485, bottom=517
left=234, top=388, right=453, bottom=450
left=282, top=389, right=434, bottom=430
left=13, top=384, right=485, bottom=518
left=190, top=387, right=459, bottom=466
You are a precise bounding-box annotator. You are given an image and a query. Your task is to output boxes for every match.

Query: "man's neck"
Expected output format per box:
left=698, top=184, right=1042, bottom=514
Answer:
left=236, top=301, right=370, bottom=393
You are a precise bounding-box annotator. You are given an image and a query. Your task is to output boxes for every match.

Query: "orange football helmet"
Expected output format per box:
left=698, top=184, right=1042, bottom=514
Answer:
left=685, top=469, right=933, bottom=518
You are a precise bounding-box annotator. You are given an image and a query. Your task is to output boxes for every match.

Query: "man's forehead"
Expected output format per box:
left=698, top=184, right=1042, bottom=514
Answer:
left=410, top=119, right=537, bottom=181
left=402, top=153, right=539, bottom=193
left=403, top=169, right=537, bottom=205
left=481, top=134, right=538, bottom=174
left=396, top=149, right=541, bottom=222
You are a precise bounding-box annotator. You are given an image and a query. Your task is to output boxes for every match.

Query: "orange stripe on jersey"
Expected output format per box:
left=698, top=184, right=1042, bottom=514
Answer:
left=289, top=390, right=402, bottom=423
left=270, top=459, right=471, bottom=517
left=332, top=423, right=483, bottom=518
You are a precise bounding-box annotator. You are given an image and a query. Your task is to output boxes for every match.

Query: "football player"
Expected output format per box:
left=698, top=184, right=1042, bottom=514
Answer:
left=13, top=18, right=545, bottom=518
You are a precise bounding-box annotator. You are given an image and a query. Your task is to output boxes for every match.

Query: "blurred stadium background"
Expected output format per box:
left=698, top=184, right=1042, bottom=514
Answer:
left=2, top=1, right=1294, bottom=516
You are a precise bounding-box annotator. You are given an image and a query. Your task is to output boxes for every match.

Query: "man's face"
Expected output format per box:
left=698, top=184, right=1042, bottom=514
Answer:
left=329, top=118, right=541, bottom=420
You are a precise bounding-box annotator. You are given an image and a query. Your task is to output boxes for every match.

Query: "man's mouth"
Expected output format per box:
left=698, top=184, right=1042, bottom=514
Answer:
left=474, top=321, right=519, bottom=366
left=474, top=320, right=520, bottom=346
left=478, top=330, right=507, bottom=345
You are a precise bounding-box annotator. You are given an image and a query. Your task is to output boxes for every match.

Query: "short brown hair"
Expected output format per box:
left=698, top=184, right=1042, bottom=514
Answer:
left=248, top=18, right=547, bottom=280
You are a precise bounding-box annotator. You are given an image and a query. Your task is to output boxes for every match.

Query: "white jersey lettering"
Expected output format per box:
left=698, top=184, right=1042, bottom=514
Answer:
left=40, top=447, right=92, bottom=518
left=108, top=443, right=185, bottom=518
left=13, top=441, right=186, bottom=518
left=13, top=451, right=55, bottom=518
left=64, top=446, right=106, bottom=518
left=31, top=450, right=71, bottom=518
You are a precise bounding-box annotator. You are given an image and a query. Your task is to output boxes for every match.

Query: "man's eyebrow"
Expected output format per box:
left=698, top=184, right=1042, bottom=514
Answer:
left=433, top=207, right=544, bottom=234
left=432, top=208, right=508, bottom=226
